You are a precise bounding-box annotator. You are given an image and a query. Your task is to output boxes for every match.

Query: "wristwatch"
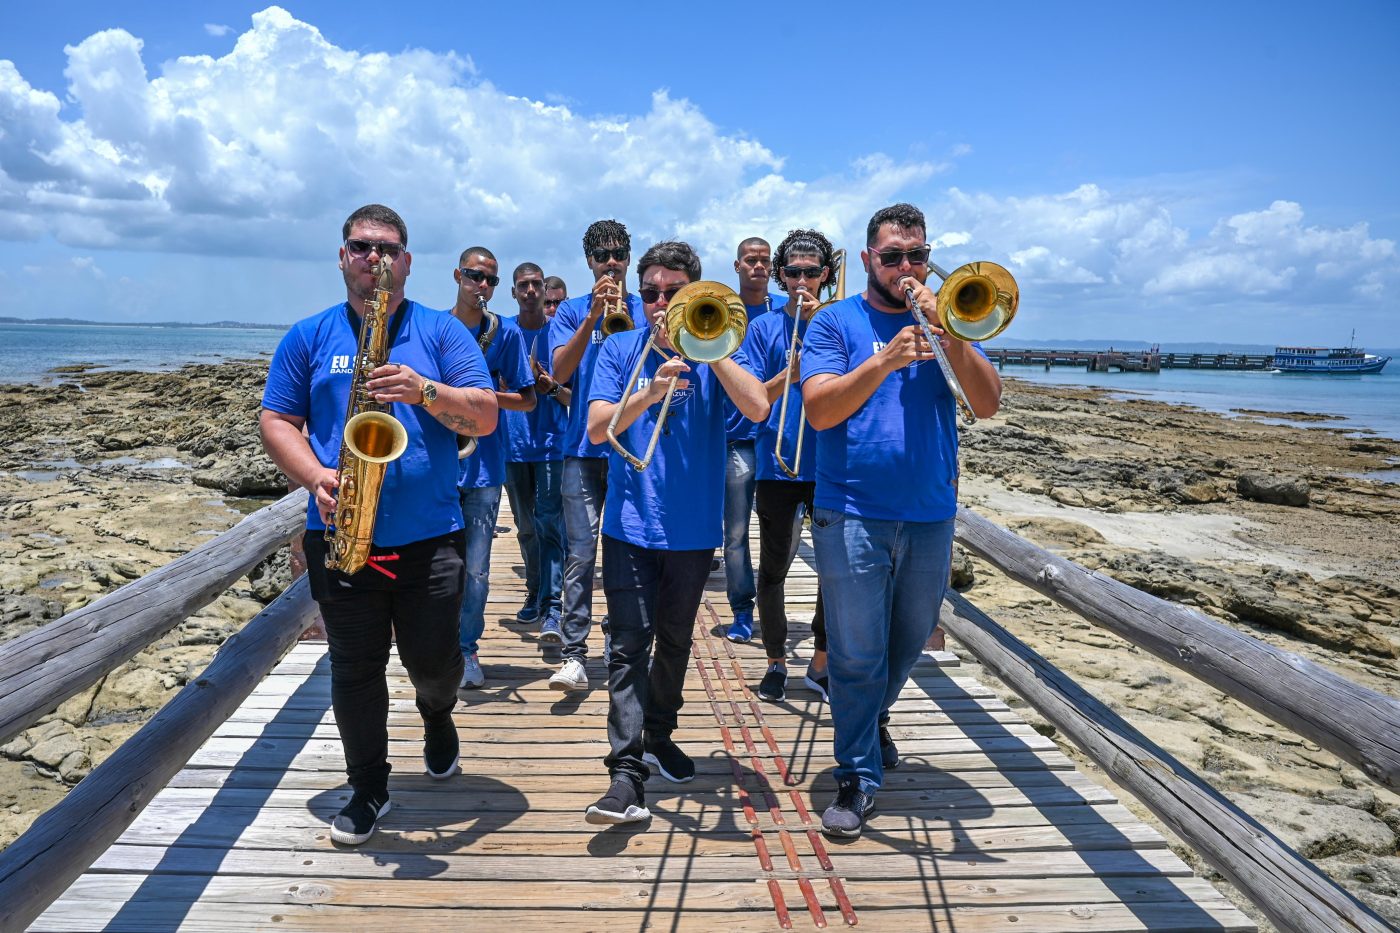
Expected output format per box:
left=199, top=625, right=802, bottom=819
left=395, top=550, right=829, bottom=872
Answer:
left=420, top=379, right=439, bottom=408
left=546, top=384, right=562, bottom=398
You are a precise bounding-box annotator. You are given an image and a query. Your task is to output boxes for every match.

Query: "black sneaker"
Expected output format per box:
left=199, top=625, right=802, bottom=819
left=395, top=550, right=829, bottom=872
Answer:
left=331, top=789, right=391, bottom=845
left=802, top=667, right=829, bottom=701
left=879, top=722, right=900, bottom=770
left=757, top=664, right=787, bottom=702
left=585, top=776, right=651, bottom=825
left=821, top=779, right=876, bottom=838
left=642, top=733, right=695, bottom=783
left=423, top=714, right=459, bottom=780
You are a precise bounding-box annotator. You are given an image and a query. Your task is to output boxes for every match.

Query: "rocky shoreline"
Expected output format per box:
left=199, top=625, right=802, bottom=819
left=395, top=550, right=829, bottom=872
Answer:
left=1, top=359, right=1398, bottom=928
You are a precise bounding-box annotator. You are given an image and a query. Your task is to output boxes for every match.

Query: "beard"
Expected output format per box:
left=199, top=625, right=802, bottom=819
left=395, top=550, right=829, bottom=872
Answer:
left=867, top=273, right=907, bottom=310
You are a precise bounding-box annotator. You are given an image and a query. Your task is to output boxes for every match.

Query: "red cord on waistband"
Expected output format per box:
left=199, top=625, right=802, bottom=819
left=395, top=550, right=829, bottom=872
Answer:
left=367, top=553, right=400, bottom=579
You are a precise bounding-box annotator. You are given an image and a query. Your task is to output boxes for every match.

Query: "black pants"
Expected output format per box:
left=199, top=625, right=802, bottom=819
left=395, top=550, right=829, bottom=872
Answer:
left=755, top=480, right=826, bottom=660
left=601, top=534, right=713, bottom=787
left=303, top=530, right=466, bottom=795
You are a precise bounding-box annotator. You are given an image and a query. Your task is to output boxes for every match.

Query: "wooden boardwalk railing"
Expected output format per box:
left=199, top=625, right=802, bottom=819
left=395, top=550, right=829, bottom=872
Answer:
left=0, top=492, right=1389, bottom=930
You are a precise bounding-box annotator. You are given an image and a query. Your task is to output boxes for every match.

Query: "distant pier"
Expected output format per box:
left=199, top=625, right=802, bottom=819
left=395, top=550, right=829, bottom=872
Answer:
left=987, top=348, right=1274, bottom=373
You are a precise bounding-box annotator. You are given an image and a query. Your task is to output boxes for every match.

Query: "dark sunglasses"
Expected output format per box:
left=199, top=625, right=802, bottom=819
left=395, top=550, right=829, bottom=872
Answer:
left=782, top=265, right=825, bottom=280
left=869, top=244, right=931, bottom=267
left=543, top=299, right=563, bottom=307
left=591, top=247, right=629, bottom=263
left=459, top=267, right=501, bottom=287
left=638, top=285, right=685, bottom=304
left=344, top=239, right=404, bottom=259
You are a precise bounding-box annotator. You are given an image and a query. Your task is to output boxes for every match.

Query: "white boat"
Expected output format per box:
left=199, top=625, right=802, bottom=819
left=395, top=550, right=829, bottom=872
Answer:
left=1272, top=345, right=1390, bottom=374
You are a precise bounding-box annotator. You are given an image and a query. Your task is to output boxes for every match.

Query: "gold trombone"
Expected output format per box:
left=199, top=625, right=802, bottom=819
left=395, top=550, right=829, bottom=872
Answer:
left=900, top=260, right=1018, bottom=426
left=606, top=281, right=747, bottom=471
left=775, top=249, right=845, bottom=478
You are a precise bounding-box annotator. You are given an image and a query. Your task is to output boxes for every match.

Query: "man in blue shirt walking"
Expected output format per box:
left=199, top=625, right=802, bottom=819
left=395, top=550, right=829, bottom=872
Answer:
left=260, top=204, right=497, bottom=845
left=451, top=247, right=534, bottom=691
left=582, top=241, right=769, bottom=825
left=801, top=203, right=1002, bottom=838
left=548, top=220, right=643, bottom=694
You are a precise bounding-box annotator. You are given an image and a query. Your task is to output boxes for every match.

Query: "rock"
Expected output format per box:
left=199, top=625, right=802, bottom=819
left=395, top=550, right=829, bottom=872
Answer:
left=192, top=451, right=287, bottom=496
left=246, top=547, right=293, bottom=604
left=1224, top=583, right=1397, bottom=657
left=1228, top=790, right=1397, bottom=859
left=1237, top=472, right=1311, bottom=507
left=27, top=731, right=83, bottom=770
left=1003, top=516, right=1106, bottom=549
left=950, top=545, right=974, bottom=589
left=57, top=749, right=91, bottom=783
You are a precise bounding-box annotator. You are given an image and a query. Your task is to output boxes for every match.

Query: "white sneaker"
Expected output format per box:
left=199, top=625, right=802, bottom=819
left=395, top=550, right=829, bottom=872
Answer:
left=549, top=657, right=589, bottom=692
left=458, top=654, right=485, bottom=692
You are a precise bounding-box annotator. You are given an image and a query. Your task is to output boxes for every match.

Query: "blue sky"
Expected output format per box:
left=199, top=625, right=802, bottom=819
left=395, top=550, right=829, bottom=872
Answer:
left=2, top=1, right=1398, bottom=346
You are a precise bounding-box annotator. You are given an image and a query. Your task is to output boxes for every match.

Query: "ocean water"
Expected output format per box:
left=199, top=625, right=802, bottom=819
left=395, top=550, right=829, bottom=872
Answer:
left=1000, top=363, right=1400, bottom=442
left=0, top=323, right=285, bottom=384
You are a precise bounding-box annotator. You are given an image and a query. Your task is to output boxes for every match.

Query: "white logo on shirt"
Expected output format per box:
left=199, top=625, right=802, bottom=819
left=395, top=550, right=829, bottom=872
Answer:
left=873, top=339, right=924, bottom=370
left=636, top=377, right=694, bottom=406
left=330, top=354, right=353, bottom=375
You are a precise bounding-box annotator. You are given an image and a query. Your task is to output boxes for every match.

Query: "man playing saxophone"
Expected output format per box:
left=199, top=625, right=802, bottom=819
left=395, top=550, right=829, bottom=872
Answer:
left=259, top=204, right=497, bottom=846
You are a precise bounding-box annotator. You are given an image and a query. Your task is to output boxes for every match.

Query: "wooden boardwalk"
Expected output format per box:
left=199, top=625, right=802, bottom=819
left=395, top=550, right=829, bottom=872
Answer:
left=34, top=508, right=1254, bottom=931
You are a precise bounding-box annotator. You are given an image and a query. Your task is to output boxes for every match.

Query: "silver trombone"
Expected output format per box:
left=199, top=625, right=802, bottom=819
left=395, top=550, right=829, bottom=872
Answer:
left=774, top=249, right=845, bottom=478
left=901, top=260, right=1018, bottom=426
left=607, top=281, right=747, bottom=471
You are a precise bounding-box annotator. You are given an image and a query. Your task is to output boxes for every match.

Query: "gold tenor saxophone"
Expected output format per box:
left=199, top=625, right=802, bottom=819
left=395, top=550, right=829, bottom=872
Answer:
left=324, top=258, right=410, bottom=574
left=458, top=294, right=498, bottom=459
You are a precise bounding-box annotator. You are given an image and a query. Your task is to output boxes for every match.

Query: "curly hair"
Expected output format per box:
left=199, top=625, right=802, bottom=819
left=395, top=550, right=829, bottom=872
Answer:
left=342, top=204, right=407, bottom=246
left=582, top=219, right=631, bottom=257
left=635, top=240, right=702, bottom=284
left=772, top=228, right=838, bottom=294
left=866, top=202, right=926, bottom=244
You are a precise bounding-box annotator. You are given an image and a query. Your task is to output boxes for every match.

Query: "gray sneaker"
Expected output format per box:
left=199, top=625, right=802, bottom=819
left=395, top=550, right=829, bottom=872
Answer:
left=458, top=654, right=485, bottom=691
left=822, top=779, right=876, bottom=838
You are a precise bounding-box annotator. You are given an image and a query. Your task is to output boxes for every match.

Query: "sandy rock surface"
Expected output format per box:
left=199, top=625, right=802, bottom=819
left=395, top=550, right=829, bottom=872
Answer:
left=1, top=361, right=1399, bottom=929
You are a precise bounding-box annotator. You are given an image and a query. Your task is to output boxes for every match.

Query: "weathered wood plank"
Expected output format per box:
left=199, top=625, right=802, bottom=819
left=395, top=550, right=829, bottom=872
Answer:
left=0, top=489, right=309, bottom=747
left=939, top=589, right=1387, bottom=933
left=31, top=899, right=1255, bottom=933
left=955, top=505, right=1400, bottom=791
left=0, top=578, right=320, bottom=933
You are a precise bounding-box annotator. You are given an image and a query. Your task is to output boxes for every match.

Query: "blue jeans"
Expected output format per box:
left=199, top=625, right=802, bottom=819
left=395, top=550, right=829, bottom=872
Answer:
left=560, top=456, right=608, bottom=661
left=811, top=508, right=954, bottom=794
left=458, top=484, right=503, bottom=657
left=504, top=460, right=565, bottom=616
left=723, top=440, right=757, bottom=614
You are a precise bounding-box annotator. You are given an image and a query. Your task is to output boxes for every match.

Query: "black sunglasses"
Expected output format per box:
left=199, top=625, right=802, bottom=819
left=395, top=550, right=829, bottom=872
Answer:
left=460, top=267, right=501, bottom=287
left=344, top=239, right=404, bottom=259
left=638, top=285, right=685, bottom=304
left=591, top=247, right=629, bottom=263
left=543, top=298, right=563, bottom=307
left=870, top=244, right=932, bottom=267
left=782, top=264, right=825, bottom=280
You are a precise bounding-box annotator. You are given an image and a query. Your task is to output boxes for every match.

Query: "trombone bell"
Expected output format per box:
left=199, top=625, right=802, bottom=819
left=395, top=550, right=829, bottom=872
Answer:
left=666, top=281, right=747, bottom=362
left=936, top=261, right=1018, bottom=342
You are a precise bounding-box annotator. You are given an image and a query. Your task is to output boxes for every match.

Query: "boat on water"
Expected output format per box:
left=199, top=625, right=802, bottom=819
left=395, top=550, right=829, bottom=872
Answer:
left=1272, top=345, right=1390, bottom=374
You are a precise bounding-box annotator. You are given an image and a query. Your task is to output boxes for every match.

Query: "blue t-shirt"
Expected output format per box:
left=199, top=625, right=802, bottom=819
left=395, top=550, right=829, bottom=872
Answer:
left=458, top=314, right=532, bottom=489
left=800, top=294, right=987, bottom=522
left=550, top=291, right=645, bottom=459
left=742, top=305, right=817, bottom=482
left=262, top=300, right=492, bottom=545
left=724, top=293, right=786, bottom=443
left=590, top=330, right=756, bottom=550
left=504, top=323, right=567, bottom=463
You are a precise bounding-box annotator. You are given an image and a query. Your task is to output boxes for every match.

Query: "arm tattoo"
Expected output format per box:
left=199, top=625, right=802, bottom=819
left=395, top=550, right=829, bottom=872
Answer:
left=436, top=411, right=479, bottom=435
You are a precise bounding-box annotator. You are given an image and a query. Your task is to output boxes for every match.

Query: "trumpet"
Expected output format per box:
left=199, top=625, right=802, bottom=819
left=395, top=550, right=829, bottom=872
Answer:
left=900, top=260, right=1017, bottom=426
left=599, top=270, right=633, bottom=336
left=607, top=281, right=747, bottom=471
left=775, top=249, right=845, bottom=478
left=458, top=294, right=498, bottom=459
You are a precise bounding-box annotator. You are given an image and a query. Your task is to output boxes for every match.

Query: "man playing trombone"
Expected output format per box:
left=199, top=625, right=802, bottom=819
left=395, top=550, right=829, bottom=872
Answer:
left=741, top=229, right=835, bottom=703
left=800, top=203, right=1001, bottom=838
left=582, top=241, right=768, bottom=825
